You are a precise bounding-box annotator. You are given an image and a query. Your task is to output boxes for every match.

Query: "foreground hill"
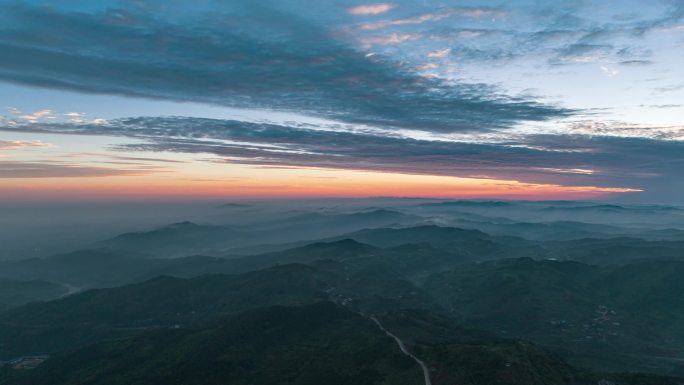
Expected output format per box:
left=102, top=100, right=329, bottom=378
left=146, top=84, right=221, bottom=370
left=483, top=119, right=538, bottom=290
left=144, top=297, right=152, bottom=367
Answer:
left=4, top=225, right=684, bottom=377
left=0, top=264, right=328, bottom=359
left=3, top=301, right=679, bottom=385
left=424, top=257, right=684, bottom=375
left=2, top=257, right=684, bottom=384
left=1, top=302, right=423, bottom=385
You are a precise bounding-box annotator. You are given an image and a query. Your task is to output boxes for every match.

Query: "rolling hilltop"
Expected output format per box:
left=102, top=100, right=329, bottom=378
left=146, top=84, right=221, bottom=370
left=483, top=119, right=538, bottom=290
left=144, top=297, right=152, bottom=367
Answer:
left=3, top=201, right=684, bottom=384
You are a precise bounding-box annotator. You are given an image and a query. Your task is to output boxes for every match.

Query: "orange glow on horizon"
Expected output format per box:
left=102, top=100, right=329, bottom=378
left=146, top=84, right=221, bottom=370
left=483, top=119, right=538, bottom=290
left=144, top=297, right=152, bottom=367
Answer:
left=0, top=132, right=642, bottom=202
left=0, top=166, right=640, bottom=201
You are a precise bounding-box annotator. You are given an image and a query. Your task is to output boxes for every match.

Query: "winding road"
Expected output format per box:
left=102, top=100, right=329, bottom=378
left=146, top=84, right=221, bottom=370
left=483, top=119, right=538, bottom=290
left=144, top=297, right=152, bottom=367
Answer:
left=370, top=316, right=432, bottom=385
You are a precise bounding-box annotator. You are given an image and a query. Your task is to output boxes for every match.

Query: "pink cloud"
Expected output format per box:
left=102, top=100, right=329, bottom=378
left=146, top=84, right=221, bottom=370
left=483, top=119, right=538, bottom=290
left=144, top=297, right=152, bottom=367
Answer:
left=358, top=8, right=504, bottom=31
left=0, top=140, right=54, bottom=150
left=360, top=33, right=421, bottom=46
left=348, top=3, right=395, bottom=16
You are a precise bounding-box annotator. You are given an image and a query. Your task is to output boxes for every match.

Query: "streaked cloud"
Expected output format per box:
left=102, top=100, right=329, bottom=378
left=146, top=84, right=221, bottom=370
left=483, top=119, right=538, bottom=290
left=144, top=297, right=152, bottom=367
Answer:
left=2, top=108, right=109, bottom=126
left=0, top=139, right=53, bottom=150
left=653, top=24, right=684, bottom=33
left=0, top=3, right=569, bottom=133
left=348, top=3, right=395, bottom=16
left=416, top=63, right=439, bottom=71
left=552, top=44, right=612, bottom=64
left=567, top=121, right=684, bottom=141
left=356, top=7, right=504, bottom=31
left=8, top=109, right=56, bottom=124
left=536, top=167, right=596, bottom=175
left=427, top=48, right=450, bottom=58
left=0, top=161, right=161, bottom=178
left=359, top=32, right=421, bottom=46
left=600, top=66, right=619, bottom=77
left=0, top=0, right=682, bottom=202
left=4, top=116, right=683, bottom=198
left=64, top=112, right=87, bottom=123
left=654, top=83, right=684, bottom=93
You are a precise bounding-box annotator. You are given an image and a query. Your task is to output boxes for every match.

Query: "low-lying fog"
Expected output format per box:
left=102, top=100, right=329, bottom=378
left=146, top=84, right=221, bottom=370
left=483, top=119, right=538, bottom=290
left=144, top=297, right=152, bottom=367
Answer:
left=2, top=198, right=684, bottom=261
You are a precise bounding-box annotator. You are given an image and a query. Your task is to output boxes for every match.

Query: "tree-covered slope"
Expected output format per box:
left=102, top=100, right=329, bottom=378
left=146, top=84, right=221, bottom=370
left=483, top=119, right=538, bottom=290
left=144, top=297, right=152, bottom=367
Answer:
left=1, top=302, right=423, bottom=385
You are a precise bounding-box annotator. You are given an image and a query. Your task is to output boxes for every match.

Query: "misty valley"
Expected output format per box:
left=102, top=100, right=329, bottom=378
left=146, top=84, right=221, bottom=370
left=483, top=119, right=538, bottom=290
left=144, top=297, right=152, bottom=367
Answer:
left=2, top=199, right=684, bottom=385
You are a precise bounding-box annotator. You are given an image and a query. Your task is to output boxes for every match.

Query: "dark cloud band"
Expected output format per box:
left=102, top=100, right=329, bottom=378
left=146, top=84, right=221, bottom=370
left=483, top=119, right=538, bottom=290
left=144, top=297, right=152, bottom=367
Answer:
left=5, top=116, right=684, bottom=199
left=0, top=2, right=571, bottom=133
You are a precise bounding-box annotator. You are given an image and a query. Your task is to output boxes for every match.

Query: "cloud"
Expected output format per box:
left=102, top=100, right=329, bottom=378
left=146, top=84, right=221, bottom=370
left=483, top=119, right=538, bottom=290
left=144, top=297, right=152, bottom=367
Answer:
left=64, top=111, right=87, bottom=123
left=616, top=46, right=652, bottom=60
left=427, top=48, right=450, bottom=58
left=348, top=3, right=395, bottom=16
left=104, top=155, right=186, bottom=164
left=552, top=44, right=612, bottom=64
left=600, top=65, right=619, bottom=77
left=642, top=104, right=682, bottom=109
left=409, top=1, right=680, bottom=70
left=356, top=7, right=504, bottom=31
left=654, top=83, right=684, bottom=93
left=0, top=3, right=570, bottom=133
left=634, top=1, right=684, bottom=35
left=7, top=109, right=56, bottom=123
left=416, top=63, right=439, bottom=71
left=359, top=33, right=421, bottom=46
left=0, top=1, right=682, bottom=200
left=0, top=161, right=159, bottom=178
left=2, top=108, right=108, bottom=125
left=0, top=139, right=53, bottom=150
left=654, top=24, right=684, bottom=33
left=619, top=59, right=653, bottom=66
left=535, top=168, right=595, bottom=175
left=6, top=116, right=684, bottom=198
left=566, top=120, right=684, bottom=141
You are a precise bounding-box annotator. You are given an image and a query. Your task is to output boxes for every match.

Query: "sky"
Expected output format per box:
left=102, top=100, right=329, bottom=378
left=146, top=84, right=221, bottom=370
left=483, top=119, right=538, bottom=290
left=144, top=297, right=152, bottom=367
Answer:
left=0, top=0, right=682, bottom=203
